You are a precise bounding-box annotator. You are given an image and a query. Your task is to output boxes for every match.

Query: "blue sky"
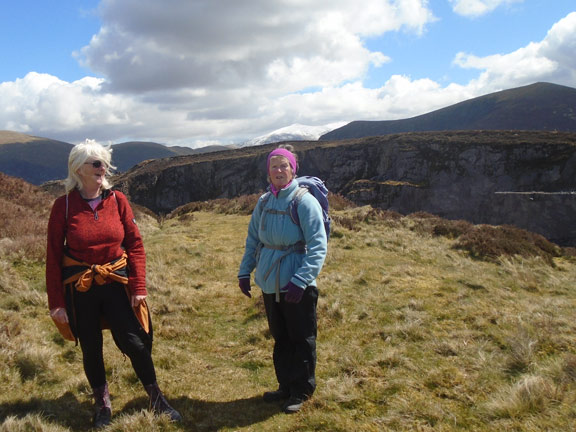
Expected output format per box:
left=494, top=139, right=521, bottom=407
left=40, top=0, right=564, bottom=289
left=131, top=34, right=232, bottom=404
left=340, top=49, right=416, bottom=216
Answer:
left=0, top=0, right=575, bottom=147
left=365, top=0, right=576, bottom=85
left=0, top=1, right=100, bottom=82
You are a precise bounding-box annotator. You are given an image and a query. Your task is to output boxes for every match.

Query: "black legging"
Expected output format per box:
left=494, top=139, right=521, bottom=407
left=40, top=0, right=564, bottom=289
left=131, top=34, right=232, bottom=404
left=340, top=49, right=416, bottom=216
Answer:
left=73, top=282, right=156, bottom=388
left=263, top=285, right=318, bottom=399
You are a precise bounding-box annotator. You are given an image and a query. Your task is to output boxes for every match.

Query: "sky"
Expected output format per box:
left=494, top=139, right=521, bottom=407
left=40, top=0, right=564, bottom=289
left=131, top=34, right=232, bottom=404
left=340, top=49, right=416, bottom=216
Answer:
left=0, top=0, right=575, bottom=148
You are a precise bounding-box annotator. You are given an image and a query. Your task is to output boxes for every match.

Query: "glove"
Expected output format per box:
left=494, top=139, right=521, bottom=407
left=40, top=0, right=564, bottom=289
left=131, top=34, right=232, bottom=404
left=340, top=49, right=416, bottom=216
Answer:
left=239, top=278, right=252, bottom=298
left=284, top=282, right=304, bottom=303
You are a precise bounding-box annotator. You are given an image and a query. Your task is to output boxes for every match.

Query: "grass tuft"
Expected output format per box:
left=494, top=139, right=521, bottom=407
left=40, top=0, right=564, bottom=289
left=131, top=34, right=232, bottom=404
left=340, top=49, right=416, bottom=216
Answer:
left=505, top=326, right=539, bottom=374
left=484, top=375, right=556, bottom=419
left=0, top=414, right=70, bottom=432
left=562, top=355, right=576, bottom=383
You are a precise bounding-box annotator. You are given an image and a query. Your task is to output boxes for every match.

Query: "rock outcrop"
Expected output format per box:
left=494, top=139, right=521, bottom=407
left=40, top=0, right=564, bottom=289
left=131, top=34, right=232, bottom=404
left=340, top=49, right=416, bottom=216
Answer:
left=114, top=131, right=576, bottom=246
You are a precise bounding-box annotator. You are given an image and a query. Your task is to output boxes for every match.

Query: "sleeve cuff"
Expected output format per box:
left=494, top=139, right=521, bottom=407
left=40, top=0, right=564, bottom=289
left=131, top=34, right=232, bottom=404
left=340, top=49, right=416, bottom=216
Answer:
left=291, top=275, right=307, bottom=289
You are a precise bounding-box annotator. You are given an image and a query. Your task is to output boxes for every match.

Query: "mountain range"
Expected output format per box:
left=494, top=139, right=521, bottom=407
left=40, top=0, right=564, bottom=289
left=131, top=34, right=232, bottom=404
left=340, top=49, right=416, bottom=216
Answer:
left=1, top=81, right=575, bottom=186
left=0, top=134, right=230, bottom=185
left=320, top=82, right=576, bottom=140
left=240, top=122, right=346, bottom=147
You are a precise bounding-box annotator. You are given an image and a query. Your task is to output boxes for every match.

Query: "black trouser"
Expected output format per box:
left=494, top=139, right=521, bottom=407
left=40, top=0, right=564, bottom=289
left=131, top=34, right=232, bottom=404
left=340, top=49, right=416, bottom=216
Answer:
left=73, top=282, right=156, bottom=389
left=263, top=286, right=318, bottom=399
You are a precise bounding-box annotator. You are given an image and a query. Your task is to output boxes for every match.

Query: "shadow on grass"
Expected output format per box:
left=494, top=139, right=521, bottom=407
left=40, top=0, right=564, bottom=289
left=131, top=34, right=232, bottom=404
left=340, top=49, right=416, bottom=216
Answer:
left=122, top=395, right=281, bottom=431
left=1, top=392, right=281, bottom=432
left=0, top=391, right=92, bottom=431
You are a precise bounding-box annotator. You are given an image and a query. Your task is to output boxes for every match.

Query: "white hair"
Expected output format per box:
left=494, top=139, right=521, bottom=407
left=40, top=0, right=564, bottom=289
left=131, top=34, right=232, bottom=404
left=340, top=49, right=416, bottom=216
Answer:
left=63, top=139, right=116, bottom=193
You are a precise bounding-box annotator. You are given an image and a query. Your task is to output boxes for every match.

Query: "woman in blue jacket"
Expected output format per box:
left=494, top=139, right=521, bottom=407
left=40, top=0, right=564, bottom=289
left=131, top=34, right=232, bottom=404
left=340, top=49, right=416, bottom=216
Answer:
left=238, top=145, right=327, bottom=414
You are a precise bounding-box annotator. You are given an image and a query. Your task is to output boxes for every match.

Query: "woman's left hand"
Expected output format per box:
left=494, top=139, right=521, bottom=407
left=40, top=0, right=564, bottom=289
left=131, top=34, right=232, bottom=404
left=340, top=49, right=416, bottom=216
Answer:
left=131, top=295, right=147, bottom=307
left=284, top=282, right=305, bottom=303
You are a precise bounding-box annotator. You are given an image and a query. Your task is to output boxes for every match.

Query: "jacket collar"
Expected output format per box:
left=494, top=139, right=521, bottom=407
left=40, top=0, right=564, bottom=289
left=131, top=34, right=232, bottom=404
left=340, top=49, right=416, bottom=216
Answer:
left=70, top=187, right=112, bottom=200
left=271, top=179, right=298, bottom=198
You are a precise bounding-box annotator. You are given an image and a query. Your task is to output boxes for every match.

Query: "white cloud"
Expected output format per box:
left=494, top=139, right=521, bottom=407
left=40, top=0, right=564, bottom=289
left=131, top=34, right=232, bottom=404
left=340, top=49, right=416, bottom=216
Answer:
left=540, top=12, right=576, bottom=73
left=453, top=12, right=576, bottom=91
left=82, top=0, right=434, bottom=95
left=267, top=76, right=472, bottom=126
left=0, top=4, right=575, bottom=148
left=1, top=0, right=439, bottom=146
left=449, top=0, right=524, bottom=18
left=0, top=72, right=190, bottom=144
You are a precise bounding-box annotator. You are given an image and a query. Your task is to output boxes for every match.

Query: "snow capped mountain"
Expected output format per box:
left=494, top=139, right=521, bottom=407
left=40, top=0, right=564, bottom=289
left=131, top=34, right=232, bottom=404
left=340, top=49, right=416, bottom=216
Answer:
left=240, top=122, right=347, bottom=147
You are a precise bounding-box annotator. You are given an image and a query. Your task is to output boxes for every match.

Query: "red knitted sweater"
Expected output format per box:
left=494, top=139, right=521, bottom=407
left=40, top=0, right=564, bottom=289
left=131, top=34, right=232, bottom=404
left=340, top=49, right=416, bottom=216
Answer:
left=46, top=188, right=146, bottom=310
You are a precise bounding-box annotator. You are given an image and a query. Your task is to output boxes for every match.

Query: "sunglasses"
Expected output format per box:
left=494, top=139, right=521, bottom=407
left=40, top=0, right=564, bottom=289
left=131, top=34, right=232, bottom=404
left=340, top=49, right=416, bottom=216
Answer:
left=84, top=160, right=106, bottom=169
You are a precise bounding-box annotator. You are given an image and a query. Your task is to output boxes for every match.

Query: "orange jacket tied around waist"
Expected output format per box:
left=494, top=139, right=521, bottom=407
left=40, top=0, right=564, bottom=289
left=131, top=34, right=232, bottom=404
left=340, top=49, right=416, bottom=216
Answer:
left=62, top=252, right=129, bottom=292
left=53, top=252, right=151, bottom=341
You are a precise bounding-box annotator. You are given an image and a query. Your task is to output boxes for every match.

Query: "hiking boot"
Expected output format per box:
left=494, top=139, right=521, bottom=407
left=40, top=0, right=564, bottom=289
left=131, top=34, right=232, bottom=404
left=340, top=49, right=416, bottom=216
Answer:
left=262, top=388, right=290, bottom=403
left=93, top=407, right=112, bottom=429
left=144, top=382, right=182, bottom=422
left=92, top=383, right=112, bottom=428
left=282, top=397, right=304, bottom=414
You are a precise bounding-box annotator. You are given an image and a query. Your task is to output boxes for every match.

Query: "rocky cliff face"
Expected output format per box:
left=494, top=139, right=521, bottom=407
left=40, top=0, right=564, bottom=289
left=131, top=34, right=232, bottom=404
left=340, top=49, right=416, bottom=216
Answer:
left=114, top=131, right=576, bottom=246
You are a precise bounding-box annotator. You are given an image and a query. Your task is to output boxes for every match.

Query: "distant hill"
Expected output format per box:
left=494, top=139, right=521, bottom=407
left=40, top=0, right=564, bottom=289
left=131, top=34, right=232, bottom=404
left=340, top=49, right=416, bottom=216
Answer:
left=0, top=131, right=73, bottom=185
left=111, top=141, right=232, bottom=171
left=320, top=82, right=576, bottom=140
left=240, top=123, right=346, bottom=147
left=0, top=132, right=231, bottom=185
left=111, top=141, right=190, bottom=172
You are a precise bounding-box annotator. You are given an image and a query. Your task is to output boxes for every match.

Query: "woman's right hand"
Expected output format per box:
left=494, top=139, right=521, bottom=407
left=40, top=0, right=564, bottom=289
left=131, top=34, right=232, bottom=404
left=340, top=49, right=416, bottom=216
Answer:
left=50, top=307, right=69, bottom=324
left=239, top=278, right=252, bottom=298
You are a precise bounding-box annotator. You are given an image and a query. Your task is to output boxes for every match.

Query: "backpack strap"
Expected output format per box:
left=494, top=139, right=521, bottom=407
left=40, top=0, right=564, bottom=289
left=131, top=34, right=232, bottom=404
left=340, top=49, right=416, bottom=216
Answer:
left=259, top=191, right=293, bottom=232
left=289, top=187, right=309, bottom=227
left=259, top=191, right=271, bottom=210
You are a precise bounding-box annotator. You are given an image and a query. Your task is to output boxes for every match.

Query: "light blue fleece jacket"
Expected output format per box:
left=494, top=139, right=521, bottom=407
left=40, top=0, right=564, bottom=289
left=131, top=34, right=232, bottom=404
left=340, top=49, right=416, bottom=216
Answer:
left=238, top=179, right=327, bottom=295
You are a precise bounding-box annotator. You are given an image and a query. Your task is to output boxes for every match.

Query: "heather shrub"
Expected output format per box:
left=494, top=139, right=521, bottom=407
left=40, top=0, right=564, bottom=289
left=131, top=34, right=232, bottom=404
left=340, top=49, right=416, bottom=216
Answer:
left=328, top=193, right=357, bottom=211
left=432, top=219, right=473, bottom=238
left=406, top=212, right=473, bottom=238
left=0, top=174, right=51, bottom=261
left=0, top=172, right=54, bottom=213
left=454, top=224, right=561, bottom=265
left=168, top=193, right=262, bottom=219
left=332, top=206, right=402, bottom=232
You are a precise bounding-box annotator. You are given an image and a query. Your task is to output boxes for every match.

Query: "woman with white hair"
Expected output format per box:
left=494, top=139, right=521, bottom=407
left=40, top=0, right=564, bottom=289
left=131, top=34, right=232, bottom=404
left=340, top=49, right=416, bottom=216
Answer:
left=46, top=140, right=181, bottom=428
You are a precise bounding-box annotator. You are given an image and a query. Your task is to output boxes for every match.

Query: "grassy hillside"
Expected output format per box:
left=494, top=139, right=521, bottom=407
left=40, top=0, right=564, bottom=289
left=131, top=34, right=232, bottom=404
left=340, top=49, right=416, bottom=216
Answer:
left=1, top=175, right=576, bottom=431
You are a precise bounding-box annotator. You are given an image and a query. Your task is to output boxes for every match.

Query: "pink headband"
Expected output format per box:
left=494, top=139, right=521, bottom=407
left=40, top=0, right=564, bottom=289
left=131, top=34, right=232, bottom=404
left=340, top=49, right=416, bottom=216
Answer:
left=267, top=148, right=298, bottom=174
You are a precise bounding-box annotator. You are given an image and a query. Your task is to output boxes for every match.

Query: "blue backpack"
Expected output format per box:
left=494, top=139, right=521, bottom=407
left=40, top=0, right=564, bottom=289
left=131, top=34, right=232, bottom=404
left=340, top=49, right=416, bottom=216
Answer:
left=261, top=176, right=331, bottom=239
